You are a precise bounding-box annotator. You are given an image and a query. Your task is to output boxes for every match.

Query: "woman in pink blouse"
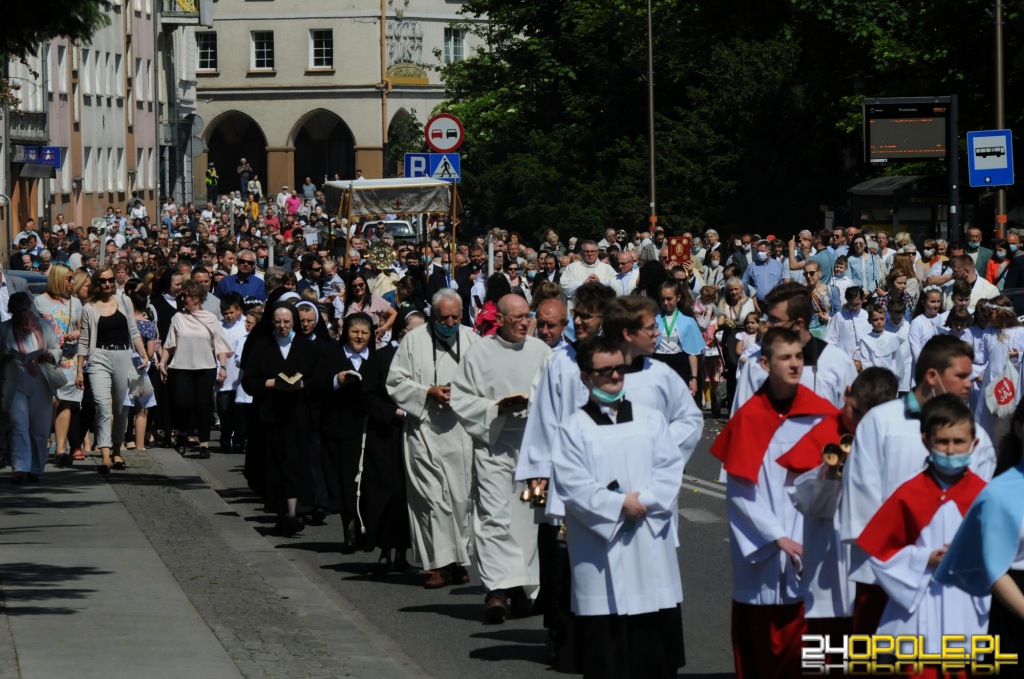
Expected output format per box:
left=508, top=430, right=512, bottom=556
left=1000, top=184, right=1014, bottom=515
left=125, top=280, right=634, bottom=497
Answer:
left=343, top=271, right=397, bottom=348
left=157, top=279, right=234, bottom=459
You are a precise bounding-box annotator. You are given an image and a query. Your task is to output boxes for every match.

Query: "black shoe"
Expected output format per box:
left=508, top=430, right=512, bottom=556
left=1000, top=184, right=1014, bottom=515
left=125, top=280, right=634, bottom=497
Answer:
left=197, top=448, right=211, bottom=459
left=112, top=456, right=126, bottom=470
left=96, top=465, right=110, bottom=475
left=374, top=551, right=393, bottom=575
left=26, top=473, right=40, bottom=483
left=175, top=443, right=187, bottom=456
left=54, top=453, right=72, bottom=468
left=305, top=509, right=327, bottom=526
left=484, top=591, right=509, bottom=624
left=393, top=553, right=416, bottom=573
left=340, top=520, right=358, bottom=553
left=279, top=516, right=303, bottom=537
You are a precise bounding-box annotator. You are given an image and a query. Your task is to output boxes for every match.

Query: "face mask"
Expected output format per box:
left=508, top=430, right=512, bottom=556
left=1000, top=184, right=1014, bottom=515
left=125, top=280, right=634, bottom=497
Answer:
left=710, top=260, right=720, bottom=269
left=433, top=321, right=459, bottom=338
left=756, top=251, right=768, bottom=262
left=967, top=241, right=980, bottom=250
left=275, top=256, right=285, bottom=265
left=742, top=244, right=751, bottom=252
left=257, top=257, right=267, bottom=268
left=527, top=270, right=536, bottom=280
left=923, top=249, right=934, bottom=258
left=995, top=252, right=1007, bottom=261
left=734, top=240, right=742, bottom=248
left=929, top=450, right=972, bottom=473
left=833, top=271, right=846, bottom=279
left=1012, top=244, right=1020, bottom=253
left=591, top=385, right=625, bottom=405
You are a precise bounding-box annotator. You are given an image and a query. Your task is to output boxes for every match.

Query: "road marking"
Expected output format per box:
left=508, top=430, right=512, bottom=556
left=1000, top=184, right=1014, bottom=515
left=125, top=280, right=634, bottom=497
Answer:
left=682, top=474, right=727, bottom=499
left=677, top=508, right=724, bottom=524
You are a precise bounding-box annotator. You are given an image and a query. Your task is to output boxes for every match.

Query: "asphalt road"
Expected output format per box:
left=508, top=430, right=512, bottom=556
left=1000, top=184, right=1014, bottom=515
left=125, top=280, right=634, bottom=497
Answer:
left=198, top=412, right=736, bottom=679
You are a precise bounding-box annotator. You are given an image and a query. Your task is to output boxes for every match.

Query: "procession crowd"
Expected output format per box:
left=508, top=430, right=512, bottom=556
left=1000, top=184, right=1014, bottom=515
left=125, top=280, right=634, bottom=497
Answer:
left=5, top=171, right=1024, bottom=678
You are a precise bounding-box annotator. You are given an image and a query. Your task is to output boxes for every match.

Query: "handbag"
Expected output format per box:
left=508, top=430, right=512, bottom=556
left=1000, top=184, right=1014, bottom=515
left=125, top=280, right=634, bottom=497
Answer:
left=985, top=359, right=1020, bottom=419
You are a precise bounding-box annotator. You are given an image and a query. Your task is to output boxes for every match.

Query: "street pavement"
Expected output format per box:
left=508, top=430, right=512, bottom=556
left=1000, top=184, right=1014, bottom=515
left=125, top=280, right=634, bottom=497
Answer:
left=0, top=412, right=736, bottom=678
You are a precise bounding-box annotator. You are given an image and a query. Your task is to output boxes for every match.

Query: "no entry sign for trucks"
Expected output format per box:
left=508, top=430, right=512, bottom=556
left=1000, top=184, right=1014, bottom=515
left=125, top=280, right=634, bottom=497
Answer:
left=425, top=113, right=464, bottom=153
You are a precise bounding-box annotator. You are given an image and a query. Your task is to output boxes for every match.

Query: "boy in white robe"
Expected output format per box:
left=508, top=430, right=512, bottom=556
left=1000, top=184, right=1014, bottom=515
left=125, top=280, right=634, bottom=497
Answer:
left=731, top=282, right=858, bottom=415
left=841, top=335, right=997, bottom=635
left=451, top=294, right=551, bottom=624
left=786, top=367, right=899, bottom=639
left=885, top=297, right=912, bottom=395
left=711, top=326, right=840, bottom=678
left=858, top=303, right=907, bottom=384
left=857, top=395, right=989, bottom=661
left=553, top=335, right=685, bottom=679
left=825, top=285, right=871, bottom=356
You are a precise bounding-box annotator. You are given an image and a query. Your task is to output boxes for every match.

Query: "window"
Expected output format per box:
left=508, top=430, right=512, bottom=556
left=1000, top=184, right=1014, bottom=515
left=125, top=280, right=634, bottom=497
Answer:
left=115, top=54, right=124, bottom=97
left=443, top=28, right=464, bottom=64
left=57, top=45, right=68, bottom=94
left=251, top=31, right=274, bottom=70
left=81, top=49, right=91, bottom=94
left=310, top=29, right=333, bottom=69
left=197, top=32, right=217, bottom=71
left=83, top=147, right=94, bottom=192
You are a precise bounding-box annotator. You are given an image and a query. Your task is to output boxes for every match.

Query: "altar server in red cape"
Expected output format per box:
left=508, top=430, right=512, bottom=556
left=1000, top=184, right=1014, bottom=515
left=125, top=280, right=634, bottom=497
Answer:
left=858, top=395, right=989, bottom=678
left=784, top=367, right=900, bottom=640
left=711, top=326, right=838, bottom=679
left=841, top=335, right=996, bottom=635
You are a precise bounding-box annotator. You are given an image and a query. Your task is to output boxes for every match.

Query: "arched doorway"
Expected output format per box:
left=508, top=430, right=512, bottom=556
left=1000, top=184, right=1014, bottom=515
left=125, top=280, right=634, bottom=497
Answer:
left=386, top=108, right=424, bottom=178
left=291, top=110, right=355, bottom=187
left=205, top=112, right=268, bottom=196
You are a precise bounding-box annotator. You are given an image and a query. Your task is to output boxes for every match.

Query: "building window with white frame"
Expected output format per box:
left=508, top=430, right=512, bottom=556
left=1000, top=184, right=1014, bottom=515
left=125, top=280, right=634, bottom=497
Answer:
left=251, top=31, right=274, bottom=71
left=197, top=32, right=217, bottom=71
left=310, top=29, right=333, bottom=69
left=443, top=28, right=465, bottom=64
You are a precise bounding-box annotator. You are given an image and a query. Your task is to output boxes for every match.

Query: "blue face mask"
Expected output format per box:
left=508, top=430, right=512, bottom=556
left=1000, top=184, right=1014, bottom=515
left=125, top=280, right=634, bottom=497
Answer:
left=1012, top=244, right=1019, bottom=253
left=929, top=450, right=972, bottom=473
left=434, top=321, right=459, bottom=338
left=590, top=385, right=625, bottom=404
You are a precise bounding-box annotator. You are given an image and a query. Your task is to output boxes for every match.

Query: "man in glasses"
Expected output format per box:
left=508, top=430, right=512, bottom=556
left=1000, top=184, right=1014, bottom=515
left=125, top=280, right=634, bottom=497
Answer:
left=732, top=282, right=857, bottom=415
left=296, top=254, right=324, bottom=300
left=517, top=281, right=616, bottom=669
left=451, top=294, right=552, bottom=624
left=552, top=334, right=686, bottom=678
left=215, top=248, right=266, bottom=303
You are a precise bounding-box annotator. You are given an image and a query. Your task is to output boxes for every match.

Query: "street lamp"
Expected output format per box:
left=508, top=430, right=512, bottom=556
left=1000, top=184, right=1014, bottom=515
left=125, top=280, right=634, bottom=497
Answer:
left=646, top=0, right=657, bottom=230
left=994, top=0, right=1007, bottom=237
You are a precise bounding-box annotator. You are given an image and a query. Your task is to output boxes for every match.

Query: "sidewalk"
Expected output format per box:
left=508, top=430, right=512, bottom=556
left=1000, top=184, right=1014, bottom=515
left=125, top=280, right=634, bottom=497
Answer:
left=0, top=447, right=427, bottom=679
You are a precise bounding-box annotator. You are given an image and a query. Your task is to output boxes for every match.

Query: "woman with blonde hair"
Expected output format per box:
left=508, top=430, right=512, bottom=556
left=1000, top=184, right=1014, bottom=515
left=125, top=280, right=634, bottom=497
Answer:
left=33, top=264, right=83, bottom=466
left=77, top=266, right=150, bottom=473
left=890, top=251, right=922, bottom=306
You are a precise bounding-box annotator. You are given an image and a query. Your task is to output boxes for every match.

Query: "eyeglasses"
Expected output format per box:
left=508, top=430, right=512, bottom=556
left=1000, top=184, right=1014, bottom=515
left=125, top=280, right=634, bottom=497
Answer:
left=507, top=267, right=519, bottom=272
left=589, top=364, right=629, bottom=378
left=351, top=283, right=366, bottom=289
left=238, top=259, right=255, bottom=265
left=637, top=323, right=658, bottom=335
left=572, top=310, right=601, bottom=321
left=98, top=277, right=115, bottom=285
left=501, top=313, right=529, bottom=323
left=310, top=266, right=322, bottom=272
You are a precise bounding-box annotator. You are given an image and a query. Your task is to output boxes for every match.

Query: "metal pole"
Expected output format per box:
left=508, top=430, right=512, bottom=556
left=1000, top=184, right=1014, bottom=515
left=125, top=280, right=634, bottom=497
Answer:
left=949, top=95, right=960, bottom=241
left=646, top=0, right=657, bottom=229
left=995, top=0, right=1007, bottom=237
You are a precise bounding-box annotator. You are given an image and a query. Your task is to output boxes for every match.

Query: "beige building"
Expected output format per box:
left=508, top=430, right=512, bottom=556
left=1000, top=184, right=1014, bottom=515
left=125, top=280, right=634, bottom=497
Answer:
left=192, top=0, right=483, bottom=202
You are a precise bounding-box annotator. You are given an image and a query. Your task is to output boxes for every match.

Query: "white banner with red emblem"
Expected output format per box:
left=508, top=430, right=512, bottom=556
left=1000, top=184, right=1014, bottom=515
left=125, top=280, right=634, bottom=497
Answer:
left=322, top=177, right=452, bottom=218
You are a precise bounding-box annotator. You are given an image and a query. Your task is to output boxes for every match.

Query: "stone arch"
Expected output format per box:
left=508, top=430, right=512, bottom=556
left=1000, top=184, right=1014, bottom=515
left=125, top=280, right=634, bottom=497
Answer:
left=288, top=109, right=356, bottom=186
left=386, top=108, right=422, bottom=177
left=204, top=112, right=269, bottom=195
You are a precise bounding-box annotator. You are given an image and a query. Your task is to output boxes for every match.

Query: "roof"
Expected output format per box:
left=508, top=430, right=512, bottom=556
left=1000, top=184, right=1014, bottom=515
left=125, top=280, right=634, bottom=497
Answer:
left=323, top=177, right=450, bottom=191
left=848, top=175, right=945, bottom=197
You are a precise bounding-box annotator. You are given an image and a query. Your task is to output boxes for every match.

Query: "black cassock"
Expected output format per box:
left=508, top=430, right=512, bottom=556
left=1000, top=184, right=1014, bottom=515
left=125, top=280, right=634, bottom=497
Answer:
left=241, top=335, right=323, bottom=510
left=358, top=344, right=411, bottom=551
left=319, top=343, right=368, bottom=530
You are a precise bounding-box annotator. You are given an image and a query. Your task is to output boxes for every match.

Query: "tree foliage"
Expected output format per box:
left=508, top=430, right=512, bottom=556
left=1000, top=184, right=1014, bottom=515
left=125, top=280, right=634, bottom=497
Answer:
left=440, top=0, right=1024, bottom=239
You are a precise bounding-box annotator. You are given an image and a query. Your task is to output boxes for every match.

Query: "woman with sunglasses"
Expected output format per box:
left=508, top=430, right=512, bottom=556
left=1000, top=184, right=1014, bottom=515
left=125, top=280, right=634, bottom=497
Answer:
left=157, top=279, right=234, bottom=459
left=77, top=266, right=151, bottom=473
left=505, top=261, right=533, bottom=306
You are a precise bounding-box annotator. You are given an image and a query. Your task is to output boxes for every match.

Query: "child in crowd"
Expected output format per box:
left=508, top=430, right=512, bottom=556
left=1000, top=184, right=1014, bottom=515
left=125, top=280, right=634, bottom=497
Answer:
left=653, top=280, right=705, bottom=390
left=857, top=304, right=908, bottom=385
left=695, top=285, right=723, bottom=413
left=217, top=293, right=248, bottom=454
left=975, top=296, right=1024, bottom=443
left=734, top=312, right=760, bottom=366
left=831, top=256, right=852, bottom=297
left=856, top=395, right=989, bottom=663
left=937, top=279, right=973, bottom=327
left=908, top=286, right=943, bottom=385
left=825, top=286, right=870, bottom=356
left=885, top=296, right=912, bottom=397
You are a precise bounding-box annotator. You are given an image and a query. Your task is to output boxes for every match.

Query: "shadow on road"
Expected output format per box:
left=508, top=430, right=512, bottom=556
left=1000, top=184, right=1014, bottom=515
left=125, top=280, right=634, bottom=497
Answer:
left=0, top=562, right=110, bottom=616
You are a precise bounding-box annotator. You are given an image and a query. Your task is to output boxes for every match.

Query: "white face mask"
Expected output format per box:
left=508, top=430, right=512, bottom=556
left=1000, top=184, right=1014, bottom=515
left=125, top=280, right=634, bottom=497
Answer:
left=709, top=260, right=720, bottom=269
left=923, top=249, right=934, bottom=258
left=755, top=251, right=768, bottom=262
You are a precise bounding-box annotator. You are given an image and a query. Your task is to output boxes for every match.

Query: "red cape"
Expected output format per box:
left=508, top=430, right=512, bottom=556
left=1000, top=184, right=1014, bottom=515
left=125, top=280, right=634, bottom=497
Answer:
left=857, top=470, right=987, bottom=562
left=775, top=412, right=850, bottom=474
left=710, top=385, right=839, bottom=484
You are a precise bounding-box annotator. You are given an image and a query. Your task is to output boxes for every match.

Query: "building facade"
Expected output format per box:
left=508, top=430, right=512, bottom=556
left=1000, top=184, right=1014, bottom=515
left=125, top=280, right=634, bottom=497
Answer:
left=3, top=0, right=159, bottom=257
left=192, top=0, right=482, bottom=204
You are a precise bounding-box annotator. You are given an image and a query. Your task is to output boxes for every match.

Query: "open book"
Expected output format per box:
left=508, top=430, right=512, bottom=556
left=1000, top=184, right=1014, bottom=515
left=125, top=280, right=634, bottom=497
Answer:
left=340, top=370, right=362, bottom=381
left=277, top=372, right=304, bottom=385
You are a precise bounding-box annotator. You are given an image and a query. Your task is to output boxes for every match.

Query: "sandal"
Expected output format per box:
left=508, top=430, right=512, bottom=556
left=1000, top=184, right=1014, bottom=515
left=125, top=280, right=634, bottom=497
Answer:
left=112, top=456, right=126, bottom=471
left=72, top=449, right=86, bottom=461
left=125, top=443, right=136, bottom=451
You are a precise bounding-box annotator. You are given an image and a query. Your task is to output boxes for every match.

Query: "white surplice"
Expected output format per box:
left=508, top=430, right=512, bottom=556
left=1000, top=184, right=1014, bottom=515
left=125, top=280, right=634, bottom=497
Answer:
left=825, top=308, right=871, bottom=356
left=451, top=334, right=552, bottom=594
left=554, top=402, right=684, bottom=616
left=385, top=323, right=479, bottom=570
left=870, top=494, right=989, bottom=653
left=840, top=398, right=996, bottom=585
left=907, top=314, right=940, bottom=386
left=858, top=329, right=908, bottom=385
left=558, top=260, right=617, bottom=306
left=731, top=339, right=857, bottom=415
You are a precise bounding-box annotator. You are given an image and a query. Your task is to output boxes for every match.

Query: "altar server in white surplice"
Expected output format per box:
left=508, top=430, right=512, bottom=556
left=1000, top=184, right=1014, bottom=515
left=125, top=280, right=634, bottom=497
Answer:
left=553, top=335, right=686, bottom=679
left=386, top=289, right=479, bottom=590
left=857, top=304, right=907, bottom=385
left=451, top=294, right=552, bottom=624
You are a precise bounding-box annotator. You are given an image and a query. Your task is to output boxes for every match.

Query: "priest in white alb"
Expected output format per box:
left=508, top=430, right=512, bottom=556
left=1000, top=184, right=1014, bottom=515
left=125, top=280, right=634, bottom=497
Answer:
left=559, top=240, right=616, bottom=311
left=386, top=289, right=479, bottom=589
left=451, top=294, right=552, bottom=624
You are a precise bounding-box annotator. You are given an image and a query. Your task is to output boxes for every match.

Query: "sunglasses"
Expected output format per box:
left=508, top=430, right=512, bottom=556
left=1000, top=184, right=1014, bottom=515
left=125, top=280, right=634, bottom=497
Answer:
left=589, top=364, right=629, bottom=378
left=98, top=277, right=115, bottom=285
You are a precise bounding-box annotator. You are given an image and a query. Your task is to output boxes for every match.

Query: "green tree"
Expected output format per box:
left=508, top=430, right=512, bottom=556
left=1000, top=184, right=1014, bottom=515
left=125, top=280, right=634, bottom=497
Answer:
left=386, top=108, right=426, bottom=177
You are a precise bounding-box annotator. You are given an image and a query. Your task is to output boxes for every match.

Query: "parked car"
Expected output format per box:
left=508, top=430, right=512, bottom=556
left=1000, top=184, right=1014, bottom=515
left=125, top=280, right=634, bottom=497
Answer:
left=361, top=220, right=418, bottom=244
left=4, top=270, right=48, bottom=295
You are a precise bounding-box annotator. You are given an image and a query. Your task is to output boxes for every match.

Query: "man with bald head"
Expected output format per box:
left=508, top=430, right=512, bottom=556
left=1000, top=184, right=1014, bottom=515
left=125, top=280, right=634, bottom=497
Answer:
left=534, top=297, right=569, bottom=349
left=452, top=294, right=553, bottom=623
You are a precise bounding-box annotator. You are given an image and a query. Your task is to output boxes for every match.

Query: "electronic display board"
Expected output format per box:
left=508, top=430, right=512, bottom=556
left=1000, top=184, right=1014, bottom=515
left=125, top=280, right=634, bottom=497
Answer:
left=863, top=98, right=952, bottom=163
